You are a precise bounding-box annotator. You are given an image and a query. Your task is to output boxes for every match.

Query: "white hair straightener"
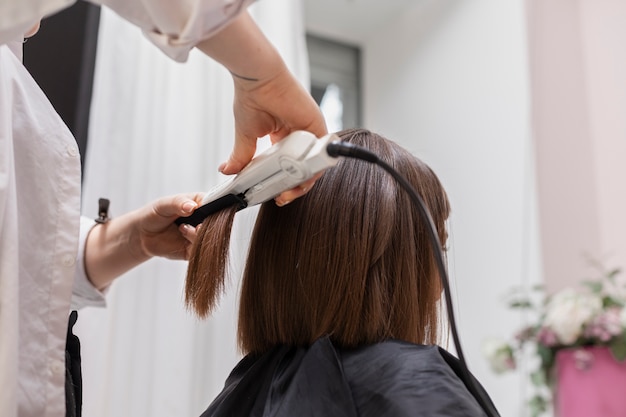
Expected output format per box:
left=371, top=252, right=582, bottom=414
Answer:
left=175, top=131, right=341, bottom=226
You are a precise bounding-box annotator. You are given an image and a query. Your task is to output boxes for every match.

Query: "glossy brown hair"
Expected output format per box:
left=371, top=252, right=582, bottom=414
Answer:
left=185, top=128, right=450, bottom=354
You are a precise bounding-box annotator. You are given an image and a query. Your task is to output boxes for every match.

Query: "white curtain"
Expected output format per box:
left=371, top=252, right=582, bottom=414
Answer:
left=75, top=1, right=310, bottom=415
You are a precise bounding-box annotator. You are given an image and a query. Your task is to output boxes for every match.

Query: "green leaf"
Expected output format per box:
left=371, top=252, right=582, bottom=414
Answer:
left=603, top=296, right=622, bottom=309
left=509, top=299, right=533, bottom=309
left=530, top=370, right=545, bottom=387
left=610, top=336, right=626, bottom=362
left=607, top=268, right=622, bottom=280
left=528, top=395, right=548, bottom=417
left=582, top=280, right=603, bottom=294
left=537, top=345, right=555, bottom=370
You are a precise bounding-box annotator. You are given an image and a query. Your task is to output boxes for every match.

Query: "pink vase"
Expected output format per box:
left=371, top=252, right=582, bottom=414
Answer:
left=555, top=346, right=626, bottom=417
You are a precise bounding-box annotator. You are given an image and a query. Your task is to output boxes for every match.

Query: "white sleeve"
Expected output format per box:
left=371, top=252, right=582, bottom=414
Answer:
left=1, top=0, right=254, bottom=62
left=71, top=216, right=107, bottom=310
left=0, top=0, right=77, bottom=45
left=91, top=0, right=255, bottom=62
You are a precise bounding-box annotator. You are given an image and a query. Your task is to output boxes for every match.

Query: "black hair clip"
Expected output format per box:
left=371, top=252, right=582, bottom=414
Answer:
left=95, top=198, right=110, bottom=224
left=175, top=194, right=247, bottom=227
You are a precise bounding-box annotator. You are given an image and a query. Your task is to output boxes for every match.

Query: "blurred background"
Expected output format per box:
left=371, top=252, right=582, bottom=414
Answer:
left=24, top=0, right=626, bottom=416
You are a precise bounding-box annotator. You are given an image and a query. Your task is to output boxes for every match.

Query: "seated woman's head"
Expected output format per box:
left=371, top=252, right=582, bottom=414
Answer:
left=186, top=128, right=450, bottom=355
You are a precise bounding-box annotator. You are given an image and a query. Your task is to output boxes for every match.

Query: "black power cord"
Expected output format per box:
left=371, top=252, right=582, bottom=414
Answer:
left=327, top=141, right=500, bottom=417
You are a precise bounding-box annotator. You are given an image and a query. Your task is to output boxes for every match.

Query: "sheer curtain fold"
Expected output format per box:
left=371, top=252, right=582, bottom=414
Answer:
left=75, top=1, right=309, bottom=415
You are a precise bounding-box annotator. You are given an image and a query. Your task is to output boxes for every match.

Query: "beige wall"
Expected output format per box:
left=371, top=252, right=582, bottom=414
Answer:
left=527, top=0, right=626, bottom=291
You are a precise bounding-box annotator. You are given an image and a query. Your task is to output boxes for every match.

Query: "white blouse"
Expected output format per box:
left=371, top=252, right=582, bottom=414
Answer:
left=0, top=41, right=105, bottom=417
left=0, top=1, right=252, bottom=416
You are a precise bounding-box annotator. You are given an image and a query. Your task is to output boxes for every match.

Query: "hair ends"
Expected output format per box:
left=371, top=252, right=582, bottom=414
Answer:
left=185, top=205, right=238, bottom=318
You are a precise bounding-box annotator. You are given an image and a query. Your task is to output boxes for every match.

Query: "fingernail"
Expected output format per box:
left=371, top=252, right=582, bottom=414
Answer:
left=218, top=162, right=227, bottom=173
left=179, top=223, right=194, bottom=235
left=275, top=198, right=291, bottom=207
left=182, top=201, right=197, bottom=213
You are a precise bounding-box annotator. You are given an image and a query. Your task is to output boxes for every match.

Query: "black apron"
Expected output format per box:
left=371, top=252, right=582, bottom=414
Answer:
left=65, top=310, right=82, bottom=417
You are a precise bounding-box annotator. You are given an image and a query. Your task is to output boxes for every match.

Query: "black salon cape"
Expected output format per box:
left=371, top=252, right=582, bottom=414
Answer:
left=199, top=337, right=499, bottom=417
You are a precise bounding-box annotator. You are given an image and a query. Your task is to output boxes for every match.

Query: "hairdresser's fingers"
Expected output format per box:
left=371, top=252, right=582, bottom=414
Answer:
left=219, top=131, right=258, bottom=175
left=156, top=193, right=203, bottom=218
left=221, top=82, right=275, bottom=174
left=178, top=223, right=197, bottom=244
left=141, top=193, right=204, bottom=233
left=132, top=194, right=202, bottom=260
left=274, top=174, right=321, bottom=207
left=222, top=66, right=327, bottom=174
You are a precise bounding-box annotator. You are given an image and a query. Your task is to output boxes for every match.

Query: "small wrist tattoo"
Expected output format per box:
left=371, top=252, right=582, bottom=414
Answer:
left=230, top=71, right=259, bottom=82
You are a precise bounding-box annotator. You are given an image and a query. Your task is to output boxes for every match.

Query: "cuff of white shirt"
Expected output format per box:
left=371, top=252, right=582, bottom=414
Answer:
left=144, top=0, right=253, bottom=62
left=71, top=216, right=107, bottom=310
left=0, top=0, right=76, bottom=46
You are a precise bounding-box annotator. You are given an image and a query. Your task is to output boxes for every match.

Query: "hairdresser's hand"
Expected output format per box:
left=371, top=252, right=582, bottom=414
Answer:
left=224, top=67, right=327, bottom=205
left=196, top=11, right=327, bottom=204
left=131, top=193, right=205, bottom=261
left=84, top=193, right=204, bottom=291
left=220, top=66, right=327, bottom=175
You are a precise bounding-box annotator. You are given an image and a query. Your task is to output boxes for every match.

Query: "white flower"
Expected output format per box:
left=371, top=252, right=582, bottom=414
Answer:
left=482, top=338, right=516, bottom=374
left=543, top=288, right=602, bottom=345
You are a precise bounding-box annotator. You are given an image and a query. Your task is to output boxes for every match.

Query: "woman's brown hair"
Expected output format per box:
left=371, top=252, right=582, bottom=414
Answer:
left=185, top=128, right=450, bottom=355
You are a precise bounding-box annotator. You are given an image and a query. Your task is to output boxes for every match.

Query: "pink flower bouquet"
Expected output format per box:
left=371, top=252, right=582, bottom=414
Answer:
left=483, top=267, right=626, bottom=416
